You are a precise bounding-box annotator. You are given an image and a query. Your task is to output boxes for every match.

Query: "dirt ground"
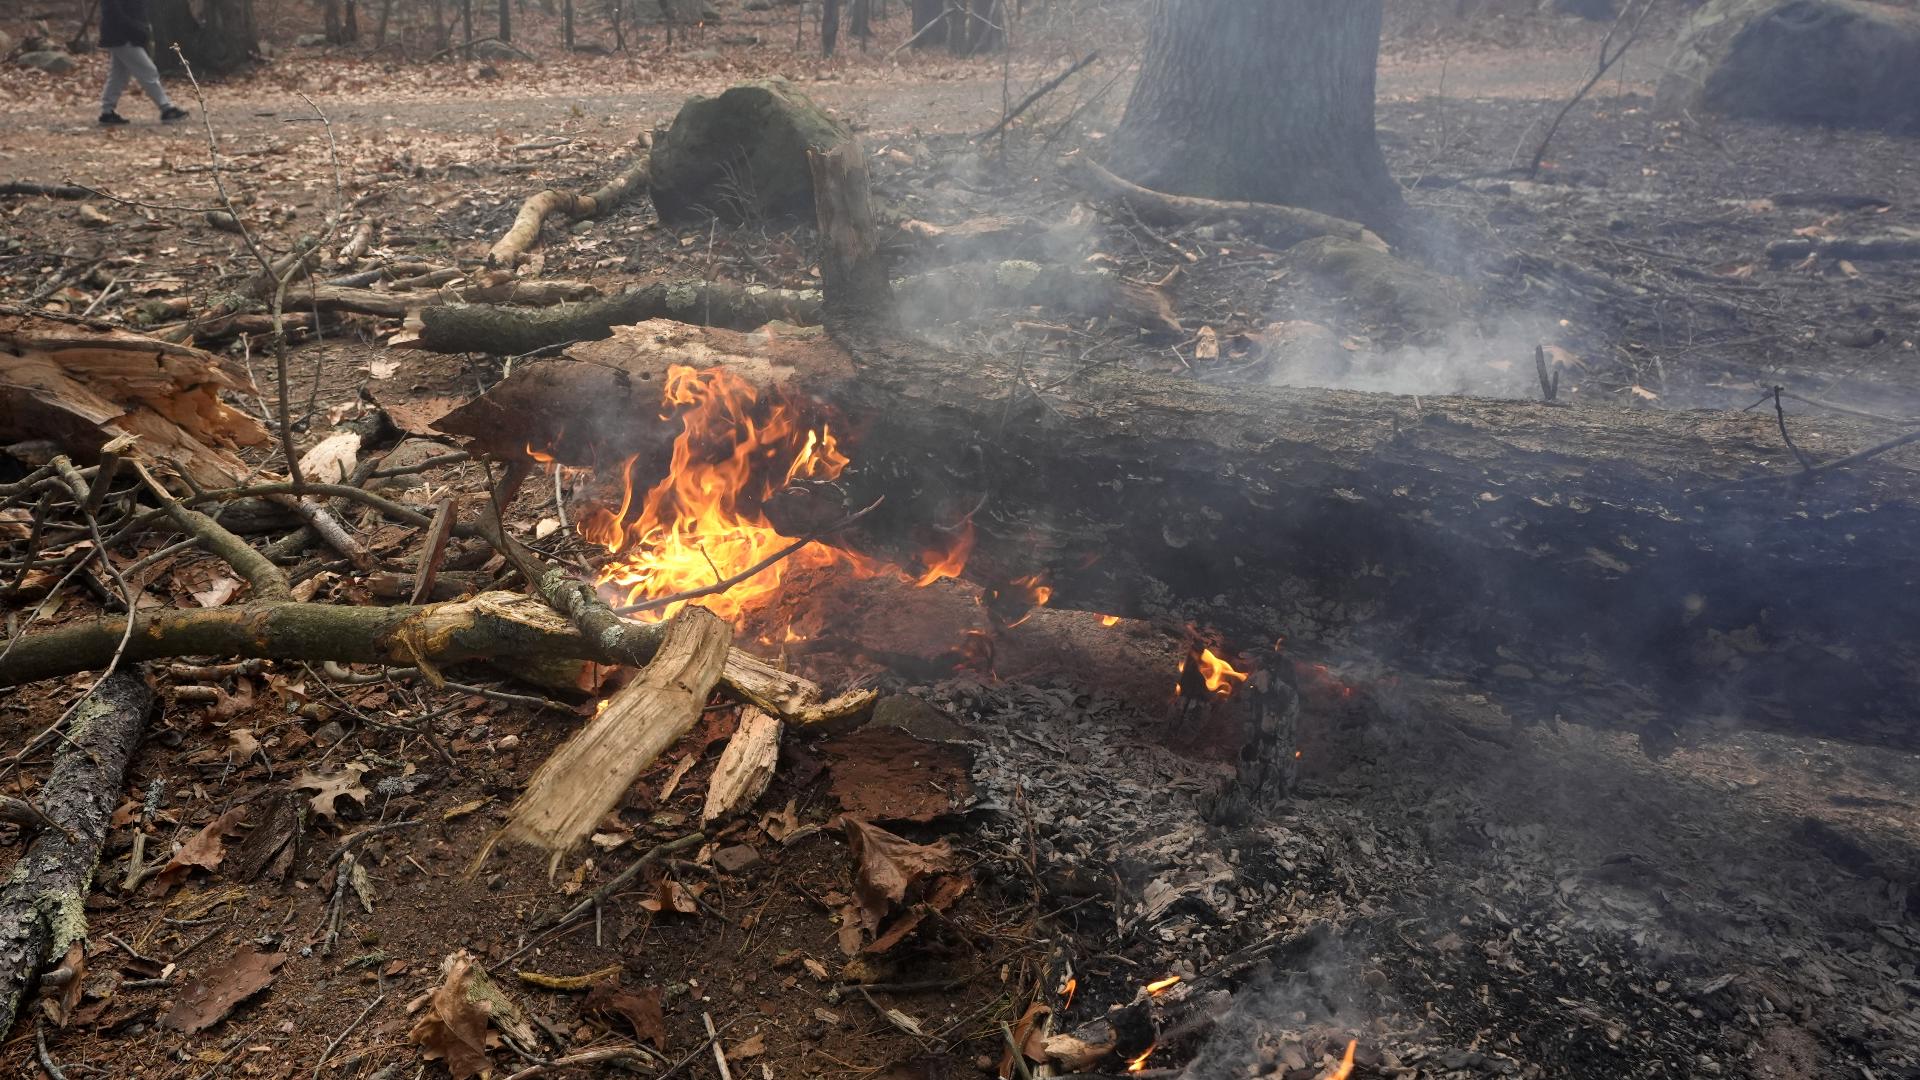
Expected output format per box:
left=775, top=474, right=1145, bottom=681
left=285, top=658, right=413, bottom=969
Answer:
left=2, top=3, right=1919, bottom=1080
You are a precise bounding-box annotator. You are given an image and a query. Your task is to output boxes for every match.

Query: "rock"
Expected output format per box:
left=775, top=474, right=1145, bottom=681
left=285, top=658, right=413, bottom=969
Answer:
left=1658, top=0, right=1920, bottom=130
left=648, top=78, right=854, bottom=223
left=1287, top=236, right=1467, bottom=338
left=744, top=0, right=773, bottom=10
left=294, top=33, right=328, bottom=47
left=713, top=844, right=761, bottom=874
left=0, top=30, right=14, bottom=55
left=16, top=50, right=76, bottom=75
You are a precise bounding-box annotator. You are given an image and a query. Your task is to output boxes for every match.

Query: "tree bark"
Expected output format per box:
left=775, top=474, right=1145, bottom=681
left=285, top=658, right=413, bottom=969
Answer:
left=408, top=279, right=822, bottom=354
left=151, top=0, right=258, bottom=75
left=0, top=672, right=153, bottom=1037
left=1105, top=0, right=1405, bottom=234
left=455, top=319, right=1920, bottom=747
left=498, top=0, right=512, bottom=41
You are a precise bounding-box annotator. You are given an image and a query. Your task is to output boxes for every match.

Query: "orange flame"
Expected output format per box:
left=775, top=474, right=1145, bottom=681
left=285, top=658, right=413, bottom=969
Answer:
left=1125, top=1044, right=1154, bottom=1073
left=1100, top=615, right=1121, bottom=627
left=1197, top=649, right=1248, bottom=695
left=581, top=365, right=879, bottom=625
left=1321, top=1040, right=1357, bottom=1080
left=1000, top=572, right=1053, bottom=628
left=1145, top=975, right=1181, bottom=995
left=915, top=520, right=974, bottom=587
left=1062, top=977, right=1077, bottom=1010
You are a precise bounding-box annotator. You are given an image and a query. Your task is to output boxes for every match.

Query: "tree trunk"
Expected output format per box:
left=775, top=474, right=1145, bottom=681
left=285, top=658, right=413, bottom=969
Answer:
left=377, top=0, right=394, bottom=46
left=462, top=0, right=474, bottom=49
left=151, top=0, right=258, bottom=75
left=1106, top=0, right=1404, bottom=234
left=849, top=0, right=869, bottom=47
left=610, top=0, right=624, bottom=50
left=564, top=0, right=574, bottom=48
left=498, top=0, right=512, bottom=41
left=446, top=319, right=1920, bottom=749
left=910, top=0, right=944, bottom=47
left=344, top=0, right=360, bottom=41
left=823, top=0, right=841, bottom=56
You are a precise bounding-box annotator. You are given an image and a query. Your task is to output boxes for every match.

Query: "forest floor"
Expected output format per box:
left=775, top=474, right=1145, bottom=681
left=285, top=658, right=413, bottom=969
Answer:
left=2, top=7, right=1920, bottom=1080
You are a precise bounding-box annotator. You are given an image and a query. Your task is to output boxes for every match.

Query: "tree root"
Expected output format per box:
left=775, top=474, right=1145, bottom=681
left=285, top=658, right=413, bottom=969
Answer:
left=1062, top=154, right=1385, bottom=251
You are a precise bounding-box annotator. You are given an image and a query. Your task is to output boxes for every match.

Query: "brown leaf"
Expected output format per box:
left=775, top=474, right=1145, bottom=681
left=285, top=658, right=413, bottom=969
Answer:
left=637, top=875, right=700, bottom=915
left=729, top=1033, right=767, bottom=1060
left=1194, top=326, right=1219, bottom=361
left=39, top=941, right=87, bottom=1027
left=842, top=819, right=958, bottom=933
left=151, top=806, right=250, bottom=894
left=583, top=981, right=668, bottom=1049
left=407, top=952, right=493, bottom=1080
left=294, top=763, right=370, bottom=820
left=160, top=950, right=287, bottom=1033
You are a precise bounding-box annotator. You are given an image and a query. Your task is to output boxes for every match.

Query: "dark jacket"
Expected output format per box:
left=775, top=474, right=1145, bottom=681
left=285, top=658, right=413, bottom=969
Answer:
left=100, top=0, right=151, bottom=49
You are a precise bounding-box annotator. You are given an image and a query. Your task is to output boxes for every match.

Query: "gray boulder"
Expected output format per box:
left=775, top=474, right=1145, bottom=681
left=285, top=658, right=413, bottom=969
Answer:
left=16, top=50, right=76, bottom=75
left=648, top=79, right=854, bottom=223
left=470, top=38, right=525, bottom=60
left=1658, top=0, right=1920, bottom=129
left=0, top=30, right=15, bottom=56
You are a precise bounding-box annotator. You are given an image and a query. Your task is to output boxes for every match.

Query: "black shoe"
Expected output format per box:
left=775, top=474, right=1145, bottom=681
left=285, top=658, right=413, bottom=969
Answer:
left=159, top=106, right=189, bottom=123
left=99, top=111, right=129, bottom=126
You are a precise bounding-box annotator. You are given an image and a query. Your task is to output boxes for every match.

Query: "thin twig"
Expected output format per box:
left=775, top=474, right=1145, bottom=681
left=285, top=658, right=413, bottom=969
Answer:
left=976, top=51, right=1098, bottom=142
left=1525, top=0, right=1659, bottom=180
left=1773, top=386, right=1813, bottom=472
left=703, top=1012, right=733, bottom=1080
left=544, top=832, right=707, bottom=929
left=310, top=992, right=386, bottom=1080
left=35, top=1027, right=70, bottom=1080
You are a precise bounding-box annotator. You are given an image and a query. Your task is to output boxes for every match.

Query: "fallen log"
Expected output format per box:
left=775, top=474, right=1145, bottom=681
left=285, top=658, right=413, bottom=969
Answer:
left=0, top=182, right=91, bottom=200
left=0, top=671, right=153, bottom=1036
left=402, top=278, right=822, bottom=354
left=487, top=152, right=652, bottom=268
left=1766, top=236, right=1920, bottom=263
left=497, top=606, right=730, bottom=860
left=1062, top=154, right=1385, bottom=251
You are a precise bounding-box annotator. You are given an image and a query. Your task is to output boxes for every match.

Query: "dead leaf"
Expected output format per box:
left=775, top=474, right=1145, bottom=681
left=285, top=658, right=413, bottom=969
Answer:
left=189, top=575, right=240, bottom=608
left=294, top=763, right=371, bottom=820
left=1792, top=224, right=1832, bottom=239
left=637, top=875, right=700, bottom=915
left=1629, top=385, right=1660, bottom=401
left=78, top=204, right=112, bottom=227
left=1837, top=259, right=1861, bottom=279
left=1194, top=326, right=1219, bottom=361
left=160, top=950, right=287, bottom=1033
left=368, top=357, right=399, bottom=379
left=534, top=516, right=561, bottom=540
left=39, top=941, right=87, bottom=1027
left=843, top=819, right=958, bottom=933
left=152, top=806, right=250, bottom=894
left=729, top=1033, right=767, bottom=1060
left=227, top=729, right=261, bottom=761
left=583, top=981, right=668, bottom=1048
left=407, top=952, right=492, bottom=1080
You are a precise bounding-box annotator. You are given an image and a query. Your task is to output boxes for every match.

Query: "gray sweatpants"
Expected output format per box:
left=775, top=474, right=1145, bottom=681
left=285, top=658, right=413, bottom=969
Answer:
left=100, top=44, right=175, bottom=113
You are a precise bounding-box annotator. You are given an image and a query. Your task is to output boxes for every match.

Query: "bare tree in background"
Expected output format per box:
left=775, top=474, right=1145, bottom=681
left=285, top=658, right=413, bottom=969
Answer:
left=1106, top=0, right=1405, bottom=233
left=499, top=0, right=512, bottom=41
left=151, top=0, right=258, bottom=74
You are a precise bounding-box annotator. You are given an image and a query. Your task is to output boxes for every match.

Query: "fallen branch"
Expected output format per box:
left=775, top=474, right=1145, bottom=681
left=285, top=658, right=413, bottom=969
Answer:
left=1766, top=236, right=1920, bottom=263
left=404, top=278, right=822, bottom=354
left=0, top=182, right=91, bottom=200
left=1062, top=155, right=1383, bottom=250
left=487, top=152, right=652, bottom=268
left=0, top=672, right=153, bottom=1036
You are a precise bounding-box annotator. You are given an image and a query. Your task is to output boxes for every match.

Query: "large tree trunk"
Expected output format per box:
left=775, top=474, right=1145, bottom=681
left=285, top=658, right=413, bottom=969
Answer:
left=1105, top=0, right=1404, bottom=233
left=151, top=0, right=258, bottom=75
left=439, top=318, right=1920, bottom=748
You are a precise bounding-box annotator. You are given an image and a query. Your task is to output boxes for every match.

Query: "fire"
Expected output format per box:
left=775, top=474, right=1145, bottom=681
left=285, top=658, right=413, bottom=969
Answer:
left=1100, top=615, right=1121, bottom=627
left=580, top=365, right=879, bottom=624
left=1125, top=1045, right=1154, bottom=1073
left=1197, top=649, right=1247, bottom=694
left=1144, top=975, right=1181, bottom=995
left=914, top=520, right=974, bottom=587
left=1062, top=977, right=1077, bottom=1010
left=1321, top=1040, right=1357, bottom=1080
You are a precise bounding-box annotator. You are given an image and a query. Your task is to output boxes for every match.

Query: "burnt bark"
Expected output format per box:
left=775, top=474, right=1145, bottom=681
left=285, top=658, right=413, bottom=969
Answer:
left=151, top=0, right=258, bottom=75
left=1105, top=0, right=1405, bottom=234
left=0, top=672, right=153, bottom=1037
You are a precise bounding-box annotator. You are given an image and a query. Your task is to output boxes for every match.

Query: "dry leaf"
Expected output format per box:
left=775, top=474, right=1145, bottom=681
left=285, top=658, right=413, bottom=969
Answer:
left=638, top=875, right=700, bottom=915
left=160, top=950, right=287, bottom=1033
left=190, top=575, right=241, bottom=608
left=40, top=941, right=87, bottom=1027
left=408, top=952, right=492, bottom=1080
left=729, top=1033, right=767, bottom=1060
left=227, top=729, right=261, bottom=761
left=1629, top=385, right=1660, bottom=401
left=152, top=806, right=250, bottom=893
left=1837, top=259, right=1861, bottom=279
left=368, top=357, right=399, bottom=379
left=294, top=763, right=371, bottom=820
left=534, top=516, right=561, bottom=540
left=1194, top=326, right=1219, bottom=361
left=843, top=818, right=958, bottom=933
left=1792, top=224, right=1831, bottom=239
left=583, top=981, right=668, bottom=1049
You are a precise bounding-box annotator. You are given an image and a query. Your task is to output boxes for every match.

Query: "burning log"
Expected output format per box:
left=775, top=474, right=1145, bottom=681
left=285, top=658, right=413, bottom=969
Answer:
left=444, top=315, right=1920, bottom=745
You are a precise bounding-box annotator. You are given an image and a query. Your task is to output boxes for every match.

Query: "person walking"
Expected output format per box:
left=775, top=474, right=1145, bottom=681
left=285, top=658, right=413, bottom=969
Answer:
left=98, top=0, right=189, bottom=126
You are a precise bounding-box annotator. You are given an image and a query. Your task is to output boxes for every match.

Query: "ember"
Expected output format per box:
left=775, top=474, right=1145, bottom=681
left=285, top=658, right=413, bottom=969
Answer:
left=1323, top=1039, right=1357, bottom=1080
left=1177, top=646, right=1249, bottom=698
left=1125, top=1045, right=1154, bottom=1073
left=1144, top=974, right=1181, bottom=995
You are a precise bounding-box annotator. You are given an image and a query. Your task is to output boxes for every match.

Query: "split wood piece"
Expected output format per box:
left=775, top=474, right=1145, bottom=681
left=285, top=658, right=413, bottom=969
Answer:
left=411, top=498, right=459, bottom=605
left=403, top=279, right=822, bottom=355
left=895, top=260, right=1181, bottom=337
left=463, top=317, right=1920, bottom=746
left=497, top=606, right=731, bottom=862
left=809, top=139, right=894, bottom=325
left=0, top=671, right=153, bottom=1036
left=701, top=707, right=782, bottom=825
left=0, top=591, right=872, bottom=726
left=487, top=153, right=652, bottom=268
left=0, top=306, right=271, bottom=490
left=1062, top=154, right=1385, bottom=251
left=1766, top=236, right=1920, bottom=263
left=335, top=217, right=376, bottom=267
